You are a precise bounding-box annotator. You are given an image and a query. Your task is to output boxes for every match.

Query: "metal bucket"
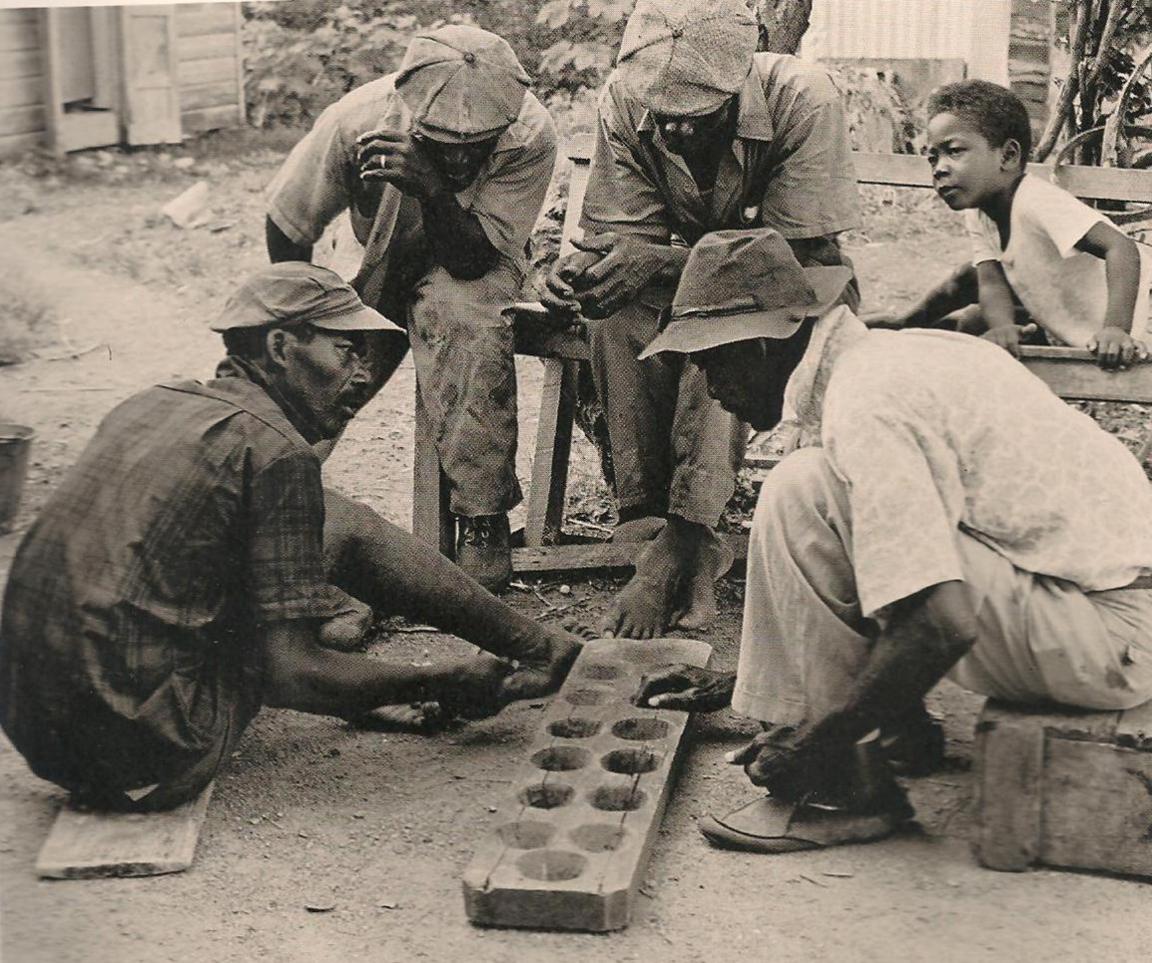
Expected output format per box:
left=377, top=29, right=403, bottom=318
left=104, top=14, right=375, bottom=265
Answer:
left=0, top=424, right=34, bottom=534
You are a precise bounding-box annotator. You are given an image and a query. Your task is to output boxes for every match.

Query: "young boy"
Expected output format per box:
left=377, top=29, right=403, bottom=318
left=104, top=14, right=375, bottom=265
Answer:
left=875, top=80, right=1151, bottom=369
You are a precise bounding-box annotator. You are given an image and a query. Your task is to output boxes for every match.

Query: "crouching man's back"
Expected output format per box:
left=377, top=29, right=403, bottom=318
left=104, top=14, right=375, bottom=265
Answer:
left=0, top=372, right=337, bottom=803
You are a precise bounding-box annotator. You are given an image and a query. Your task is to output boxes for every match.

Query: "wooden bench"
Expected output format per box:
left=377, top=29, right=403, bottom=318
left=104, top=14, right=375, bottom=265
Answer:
left=412, top=139, right=1152, bottom=575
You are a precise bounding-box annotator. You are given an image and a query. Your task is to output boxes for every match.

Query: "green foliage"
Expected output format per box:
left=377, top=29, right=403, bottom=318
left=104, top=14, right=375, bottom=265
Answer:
left=534, top=0, right=634, bottom=92
left=243, top=2, right=422, bottom=127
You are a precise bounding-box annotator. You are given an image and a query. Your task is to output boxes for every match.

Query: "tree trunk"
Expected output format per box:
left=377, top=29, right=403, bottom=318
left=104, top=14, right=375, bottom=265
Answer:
left=754, top=0, right=814, bottom=54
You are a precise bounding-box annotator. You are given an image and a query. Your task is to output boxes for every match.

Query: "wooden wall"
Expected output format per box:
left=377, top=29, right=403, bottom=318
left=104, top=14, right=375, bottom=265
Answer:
left=175, top=2, right=244, bottom=135
left=0, top=3, right=243, bottom=156
left=0, top=8, right=47, bottom=155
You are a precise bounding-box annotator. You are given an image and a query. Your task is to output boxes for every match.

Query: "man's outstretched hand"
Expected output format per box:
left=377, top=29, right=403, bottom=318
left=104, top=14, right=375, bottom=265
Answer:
left=632, top=664, right=735, bottom=712
left=498, top=635, right=583, bottom=704
left=435, top=653, right=514, bottom=720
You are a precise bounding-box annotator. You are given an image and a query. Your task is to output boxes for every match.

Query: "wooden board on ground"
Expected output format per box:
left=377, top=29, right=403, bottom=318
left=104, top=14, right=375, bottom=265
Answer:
left=974, top=699, right=1152, bottom=879
left=512, top=533, right=749, bottom=576
left=463, top=637, right=712, bottom=931
left=36, top=782, right=214, bottom=879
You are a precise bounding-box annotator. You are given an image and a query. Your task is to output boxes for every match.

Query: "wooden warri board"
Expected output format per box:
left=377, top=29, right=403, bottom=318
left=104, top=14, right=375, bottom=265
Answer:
left=462, top=637, right=711, bottom=931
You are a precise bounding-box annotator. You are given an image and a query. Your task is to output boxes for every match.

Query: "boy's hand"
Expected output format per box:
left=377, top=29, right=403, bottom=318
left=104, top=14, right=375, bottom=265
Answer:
left=1088, top=327, right=1148, bottom=370
left=859, top=310, right=906, bottom=331
left=982, top=323, right=1036, bottom=358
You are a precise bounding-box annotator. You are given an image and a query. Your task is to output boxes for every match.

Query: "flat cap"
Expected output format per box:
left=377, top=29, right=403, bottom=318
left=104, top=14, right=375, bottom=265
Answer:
left=395, top=25, right=531, bottom=143
left=617, top=0, right=759, bottom=116
left=212, top=262, right=404, bottom=333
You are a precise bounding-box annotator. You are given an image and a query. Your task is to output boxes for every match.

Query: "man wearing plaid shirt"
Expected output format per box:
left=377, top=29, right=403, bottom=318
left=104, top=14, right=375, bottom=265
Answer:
left=0, top=263, right=579, bottom=813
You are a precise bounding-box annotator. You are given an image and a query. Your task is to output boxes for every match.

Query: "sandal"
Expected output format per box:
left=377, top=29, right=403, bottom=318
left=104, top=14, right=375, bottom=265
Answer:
left=698, top=792, right=914, bottom=854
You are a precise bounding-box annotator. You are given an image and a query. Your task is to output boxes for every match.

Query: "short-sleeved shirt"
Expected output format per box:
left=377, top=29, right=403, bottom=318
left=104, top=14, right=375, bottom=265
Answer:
left=0, top=376, right=349, bottom=792
left=966, top=174, right=1152, bottom=346
left=793, top=317, right=1152, bottom=618
left=266, top=74, right=558, bottom=268
left=581, top=52, right=861, bottom=246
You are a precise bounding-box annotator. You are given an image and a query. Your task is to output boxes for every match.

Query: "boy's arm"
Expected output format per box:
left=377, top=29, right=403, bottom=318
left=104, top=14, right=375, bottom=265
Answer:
left=861, top=262, right=975, bottom=330
left=976, top=259, right=1028, bottom=356
left=1075, top=221, right=1146, bottom=368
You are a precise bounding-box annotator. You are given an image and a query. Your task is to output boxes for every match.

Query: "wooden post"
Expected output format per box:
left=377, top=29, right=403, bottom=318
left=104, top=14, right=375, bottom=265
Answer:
left=412, top=387, right=454, bottom=558
left=524, top=359, right=578, bottom=547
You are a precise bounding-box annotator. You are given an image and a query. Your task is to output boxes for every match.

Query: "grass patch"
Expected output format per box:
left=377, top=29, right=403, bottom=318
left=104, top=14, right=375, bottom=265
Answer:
left=0, top=263, right=57, bottom=366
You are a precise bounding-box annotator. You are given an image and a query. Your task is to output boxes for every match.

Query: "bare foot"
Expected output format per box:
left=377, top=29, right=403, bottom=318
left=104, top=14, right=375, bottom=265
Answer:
left=670, top=532, right=735, bottom=631
left=318, top=598, right=374, bottom=650
left=612, top=515, right=667, bottom=543
left=348, top=702, right=450, bottom=733
left=598, top=518, right=711, bottom=639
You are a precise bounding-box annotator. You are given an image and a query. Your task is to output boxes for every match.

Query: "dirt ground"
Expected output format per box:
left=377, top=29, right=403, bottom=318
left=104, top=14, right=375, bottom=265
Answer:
left=2, top=134, right=1151, bottom=963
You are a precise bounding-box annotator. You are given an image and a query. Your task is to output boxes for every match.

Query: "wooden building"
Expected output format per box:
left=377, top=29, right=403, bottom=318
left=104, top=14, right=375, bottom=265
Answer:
left=0, top=2, right=245, bottom=156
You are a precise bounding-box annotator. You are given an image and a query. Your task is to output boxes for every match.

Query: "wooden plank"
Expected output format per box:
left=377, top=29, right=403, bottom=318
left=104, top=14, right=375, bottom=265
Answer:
left=36, top=783, right=214, bottom=879
left=177, top=55, right=236, bottom=89
left=509, top=310, right=589, bottom=361
left=463, top=637, right=712, bottom=931
left=179, top=82, right=239, bottom=112
left=0, top=50, right=40, bottom=82
left=0, top=9, right=38, bottom=53
left=973, top=701, right=1046, bottom=871
left=513, top=533, right=748, bottom=575
left=852, top=150, right=1152, bottom=202
left=178, top=32, right=237, bottom=62
left=175, top=3, right=236, bottom=38
left=525, top=360, right=578, bottom=547
left=412, top=387, right=454, bottom=558
left=1041, top=739, right=1152, bottom=879
left=121, top=5, right=183, bottom=146
left=0, top=129, right=44, bottom=155
left=1018, top=347, right=1152, bottom=403
left=180, top=102, right=242, bottom=135
left=1116, top=699, right=1152, bottom=751
left=0, top=104, right=45, bottom=138
left=0, top=75, right=43, bottom=110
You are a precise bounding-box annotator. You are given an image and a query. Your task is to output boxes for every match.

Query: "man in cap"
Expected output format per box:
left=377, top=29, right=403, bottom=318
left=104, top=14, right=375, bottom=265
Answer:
left=265, top=25, right=558, bottom=591
left=634, top=229, right=1152, bottom=853
left=0, top=263, right=580, bottom=814
left=542, top=0, right=861, bottom=638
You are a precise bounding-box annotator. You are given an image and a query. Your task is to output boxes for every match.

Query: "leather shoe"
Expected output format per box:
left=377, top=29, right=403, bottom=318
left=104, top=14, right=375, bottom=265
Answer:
left=456, top=513, right=512, bottom=593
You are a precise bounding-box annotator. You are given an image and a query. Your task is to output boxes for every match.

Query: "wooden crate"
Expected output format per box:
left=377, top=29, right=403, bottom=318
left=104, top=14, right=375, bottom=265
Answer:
left=974, top=698, right=1152, bottom=878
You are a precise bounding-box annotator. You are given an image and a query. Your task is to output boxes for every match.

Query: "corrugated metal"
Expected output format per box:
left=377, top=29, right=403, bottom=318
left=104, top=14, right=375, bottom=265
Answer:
left=803, top=0, right=1012, bottom=84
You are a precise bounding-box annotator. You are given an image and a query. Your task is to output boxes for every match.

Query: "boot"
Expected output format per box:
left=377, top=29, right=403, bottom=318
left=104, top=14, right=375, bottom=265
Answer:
left=456, top=513, right=512, bottom=593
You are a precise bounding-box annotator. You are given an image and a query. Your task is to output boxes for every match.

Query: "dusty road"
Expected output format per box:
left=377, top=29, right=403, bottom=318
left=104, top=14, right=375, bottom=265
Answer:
left=1, top=141, right=1150, bottom=962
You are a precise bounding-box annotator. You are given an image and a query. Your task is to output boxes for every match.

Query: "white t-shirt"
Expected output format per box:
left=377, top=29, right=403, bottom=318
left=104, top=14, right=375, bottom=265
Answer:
left=965, top=174, right=1152, bottom=346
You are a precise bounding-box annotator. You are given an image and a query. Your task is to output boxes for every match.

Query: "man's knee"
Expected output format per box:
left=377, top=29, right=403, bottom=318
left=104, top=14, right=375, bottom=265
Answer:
left=756, top=448, right=844, bottom=527
left=588, top=298, right=664, bottom=358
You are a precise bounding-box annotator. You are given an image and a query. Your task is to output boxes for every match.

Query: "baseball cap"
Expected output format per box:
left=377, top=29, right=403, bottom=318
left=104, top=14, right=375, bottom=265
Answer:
left=211, top=262, right=404, bottom=333
left=395, top=25, right=531, bottom=143
left=638, top=229, right=852, bottom=359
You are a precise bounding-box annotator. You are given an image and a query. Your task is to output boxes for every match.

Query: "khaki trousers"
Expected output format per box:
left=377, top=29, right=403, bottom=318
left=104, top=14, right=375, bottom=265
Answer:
left=733, top=448, right=1152, bottom=725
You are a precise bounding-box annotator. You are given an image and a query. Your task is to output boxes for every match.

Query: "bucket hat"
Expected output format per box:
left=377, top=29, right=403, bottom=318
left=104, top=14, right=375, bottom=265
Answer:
left=638, top=229, right=852, bottom=358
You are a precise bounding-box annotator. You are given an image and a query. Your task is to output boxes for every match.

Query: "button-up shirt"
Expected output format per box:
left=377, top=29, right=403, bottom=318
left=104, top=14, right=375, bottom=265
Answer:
left=0, top=375, right=349, bottom=791
left=788, top=309, right=1152, bottom=618
left=581, top=52, right=860, bottom=246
